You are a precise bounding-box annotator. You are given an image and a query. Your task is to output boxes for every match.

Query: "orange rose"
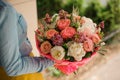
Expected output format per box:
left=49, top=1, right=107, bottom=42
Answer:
left=91, top=34, right=101, bottom=44
left=46, top=29, right=58, bottom=39
left=83, top=38, right=94, bottom=52
left=57, top=19, right=70, bottom=30
left=61, top=27, right=76, bottom=39
left=40, top=41, right=52, bottom=54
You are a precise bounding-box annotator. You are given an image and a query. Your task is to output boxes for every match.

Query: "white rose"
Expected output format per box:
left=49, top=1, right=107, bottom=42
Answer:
left=66, top=41, right=74, bottom=47
left=51, top=46, right=65, bottom=60
left=77, top=16, right=96, bottom=34
left=68, top=42, right=86, bottom=61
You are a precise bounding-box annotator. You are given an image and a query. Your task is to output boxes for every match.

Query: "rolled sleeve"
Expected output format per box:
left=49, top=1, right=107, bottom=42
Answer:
left=0, top=1, right=54, bottom=76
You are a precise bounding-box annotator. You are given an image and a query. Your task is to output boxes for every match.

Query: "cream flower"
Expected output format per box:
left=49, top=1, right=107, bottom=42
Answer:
left=77, top=16, right=96, bottom=34
left=51, top=46, right=65, bottom=60
left=68, top=42, right=86, bottom=61
left=66, top=41, right=74, bottom=47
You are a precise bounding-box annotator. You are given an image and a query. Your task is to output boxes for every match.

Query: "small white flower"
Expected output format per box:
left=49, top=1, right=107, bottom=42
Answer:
left=100, top=42, right=105, bottom=46
left=51, top=46, right=65, bottom=60
left=77, top=16, right=96, bottom=34
left=68, top=42, right=86, bottom=61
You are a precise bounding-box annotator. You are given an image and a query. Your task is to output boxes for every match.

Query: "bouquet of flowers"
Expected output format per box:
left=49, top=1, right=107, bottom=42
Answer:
left=35, top=9, right=105, bottom=74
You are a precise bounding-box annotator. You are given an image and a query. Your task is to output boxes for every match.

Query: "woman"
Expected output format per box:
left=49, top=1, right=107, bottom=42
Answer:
left=0, top=0, right=54, bottom=80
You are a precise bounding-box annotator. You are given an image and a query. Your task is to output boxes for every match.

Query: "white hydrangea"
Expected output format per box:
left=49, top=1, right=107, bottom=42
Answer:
left=77, top=16, right=96, bottom=34
left=51, top=46, right=65, bottom=60
left=68, top=42, right=86, bottom=61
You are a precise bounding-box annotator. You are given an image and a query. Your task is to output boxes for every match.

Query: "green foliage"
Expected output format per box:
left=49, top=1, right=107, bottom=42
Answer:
left=107, top=0, right=120, bottom=24
left=63, top=0, right=85, bottom=15
left=83, top=52, right=92, bottom=58
left=102, top=0, right=120, bottom=34
left=47, top=67, right=63, bottom=77
left=37, top=0, right=63, bottom=18
left=37, top=0, right=85, bottom=18
left=84, top=0, right=103, bottom=22
left=84, top=0, right=112, bottom=34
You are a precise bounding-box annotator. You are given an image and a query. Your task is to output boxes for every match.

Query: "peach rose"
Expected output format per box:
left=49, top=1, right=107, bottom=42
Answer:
left=91, top=34, right=101, bottom=44
left=57, top=19, right=71, bottom=30
left=61, top=27, right=76, bottom=39
left=83, top=38, right=94, bottom=52
left=46, top=29, right=58, bottom=39
left=40, top=41, right=52, bottom=54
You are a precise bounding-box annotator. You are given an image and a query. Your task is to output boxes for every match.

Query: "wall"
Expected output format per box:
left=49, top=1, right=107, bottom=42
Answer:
left=8, top=0, right=40, bottom=56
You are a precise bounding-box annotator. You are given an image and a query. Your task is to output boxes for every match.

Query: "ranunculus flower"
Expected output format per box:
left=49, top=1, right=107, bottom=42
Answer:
left=57, top=19, right=70, bottom=30
left=61, top=27, right=76, bottom=39
left=51, top=46, right=65, bottom=60
left=40, top=41, right=52, bottom=54
left=68, top=42, right=86, bottom=61
left=83, top=38, right=94, bottom=52
left=90, top=34, right=101, bottom=44
left=45, top=29, right=58, bottom=39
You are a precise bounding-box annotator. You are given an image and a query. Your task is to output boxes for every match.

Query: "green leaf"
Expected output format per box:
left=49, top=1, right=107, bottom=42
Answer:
left=47, top=67, right=63, bottom=77
left=83, top=52, right=92, bottom=58
left=69, top=56, right=75, bottom=62
left=51, top=14, right=58, bottom=22
left=71, top=22, right=79, bottom=28
left=100, top=31, right=104, bottom=39
left=65, top=56, right=75, bottom=62
left=62, top=43, right=68, bottom=50
left=53, top=69, right=62, bottom=77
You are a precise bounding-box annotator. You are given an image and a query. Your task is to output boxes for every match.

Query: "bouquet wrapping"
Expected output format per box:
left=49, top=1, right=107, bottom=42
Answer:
left=35, top=9, right=105, bottom=74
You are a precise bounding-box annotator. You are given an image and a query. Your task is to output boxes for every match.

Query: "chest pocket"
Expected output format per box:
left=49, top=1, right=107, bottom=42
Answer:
left=18, top=14, right=27, bottom=33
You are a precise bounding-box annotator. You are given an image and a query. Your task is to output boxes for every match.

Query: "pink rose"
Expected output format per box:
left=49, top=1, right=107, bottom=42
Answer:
left=84, top=27, right=92, bottom=36
left=77, top=27, right=94, bottom=38
left=46, top=29, right=58, bottom=39
left=61, top=27, right=76, bottom=39
left=57, top=19, right=71, bottom=30
left=83, top=38, right=94, bottom=52
left=91, top=34, right=101, bottom=44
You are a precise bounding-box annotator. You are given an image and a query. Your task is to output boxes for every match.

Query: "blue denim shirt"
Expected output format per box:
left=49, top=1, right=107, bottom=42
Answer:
left=0, top=0, right=54, bottom=76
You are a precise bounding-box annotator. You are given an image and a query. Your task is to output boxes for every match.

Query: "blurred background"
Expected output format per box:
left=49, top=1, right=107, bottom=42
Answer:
left=37, top=0, right=120, bottom=80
